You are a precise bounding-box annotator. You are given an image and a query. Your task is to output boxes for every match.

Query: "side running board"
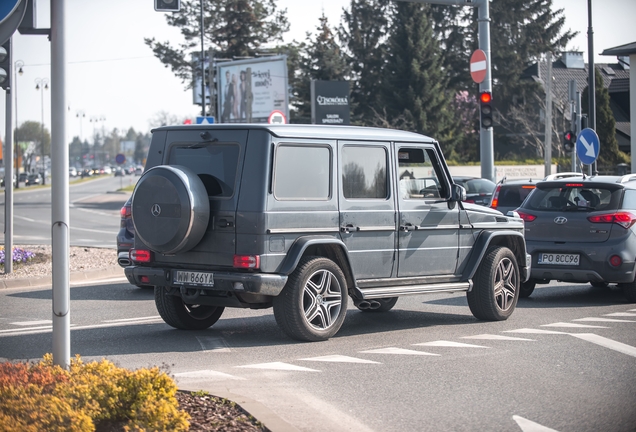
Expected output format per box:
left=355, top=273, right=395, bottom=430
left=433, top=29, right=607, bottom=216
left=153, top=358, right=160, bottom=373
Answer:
left=357, top=281, right=472, bottom=299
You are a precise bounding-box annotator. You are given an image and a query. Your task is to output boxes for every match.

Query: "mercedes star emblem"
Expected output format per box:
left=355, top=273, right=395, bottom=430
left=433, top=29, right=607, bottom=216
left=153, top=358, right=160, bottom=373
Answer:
left=151, top=203, right=162, bottom=217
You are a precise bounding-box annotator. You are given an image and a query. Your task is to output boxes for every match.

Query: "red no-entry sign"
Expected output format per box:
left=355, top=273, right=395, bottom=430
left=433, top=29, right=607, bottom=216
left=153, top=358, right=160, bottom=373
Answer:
left=470, top=49, right=488, bottom=84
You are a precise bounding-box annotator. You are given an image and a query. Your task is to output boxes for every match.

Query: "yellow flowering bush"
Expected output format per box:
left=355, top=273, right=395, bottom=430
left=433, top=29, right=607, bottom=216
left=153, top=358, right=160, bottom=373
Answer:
left=0, top=354, right=189, bottom=432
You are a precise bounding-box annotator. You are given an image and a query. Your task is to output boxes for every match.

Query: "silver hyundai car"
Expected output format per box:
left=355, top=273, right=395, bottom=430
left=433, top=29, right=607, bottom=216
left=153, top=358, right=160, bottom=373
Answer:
left=517, top=174, right=636, bottom=301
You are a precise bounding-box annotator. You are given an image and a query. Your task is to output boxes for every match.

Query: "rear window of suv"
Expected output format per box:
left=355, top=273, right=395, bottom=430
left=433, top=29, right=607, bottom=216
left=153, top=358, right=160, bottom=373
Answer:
left=524, top=184, right=621, bottom=212
left=168, top=143, right=240, bottom=197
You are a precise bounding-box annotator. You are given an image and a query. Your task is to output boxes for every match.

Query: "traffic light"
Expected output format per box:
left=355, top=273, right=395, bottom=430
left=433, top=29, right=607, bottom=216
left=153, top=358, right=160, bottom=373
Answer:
left=0, top=40, right=11, bottom=90
left=479, top=91, right=493, bottom=129
left=154, top=0, right=180, bottom=11
left=563, top=130, right=576, bottom=152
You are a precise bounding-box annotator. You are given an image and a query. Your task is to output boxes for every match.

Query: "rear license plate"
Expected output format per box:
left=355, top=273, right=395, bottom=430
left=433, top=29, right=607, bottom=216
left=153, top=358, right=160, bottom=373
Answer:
left=173, top=270, right=214, bottom=287
left=537, top=253, right=579, bottom=266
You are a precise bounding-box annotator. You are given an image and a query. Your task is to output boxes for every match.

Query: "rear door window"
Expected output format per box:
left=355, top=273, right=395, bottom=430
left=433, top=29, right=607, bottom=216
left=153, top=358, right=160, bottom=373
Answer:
left=274, top=145, right=331, bottom=200
left=526, top=184, right=620, bottom=211
left=342, top=146, right=388, bottom=199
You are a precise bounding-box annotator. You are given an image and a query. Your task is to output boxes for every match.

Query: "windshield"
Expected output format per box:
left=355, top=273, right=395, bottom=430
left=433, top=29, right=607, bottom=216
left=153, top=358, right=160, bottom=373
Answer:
left=525, top=185, right=621, bottom=212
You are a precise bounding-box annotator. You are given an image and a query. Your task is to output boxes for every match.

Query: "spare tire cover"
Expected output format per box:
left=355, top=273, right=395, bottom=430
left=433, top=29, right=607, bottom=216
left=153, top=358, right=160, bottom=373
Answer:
left=131, top=165, right=210, bottom=254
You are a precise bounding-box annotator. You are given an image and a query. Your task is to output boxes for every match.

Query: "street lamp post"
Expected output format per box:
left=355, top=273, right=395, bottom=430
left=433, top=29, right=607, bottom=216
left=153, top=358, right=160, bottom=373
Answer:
left=89, top=115, right=105, bottom=167
left=14, top=60, right=23, bottom=189
left=35, top=77, right=49, bottom=185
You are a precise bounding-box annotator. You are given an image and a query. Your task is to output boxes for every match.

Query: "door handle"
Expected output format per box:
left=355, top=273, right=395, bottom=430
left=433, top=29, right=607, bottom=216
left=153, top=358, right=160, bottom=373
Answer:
left=400, top=223, right=417, bottom=232
left=217, top=218, right=234, bottom=228
left=340, top=224, right=359, bottom=234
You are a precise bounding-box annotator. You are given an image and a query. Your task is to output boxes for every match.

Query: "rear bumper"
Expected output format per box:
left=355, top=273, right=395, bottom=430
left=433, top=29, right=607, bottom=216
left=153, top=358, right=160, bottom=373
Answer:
left=526, top=241, right=636, bottom=284
left=124, top=266, right=288, bottom=297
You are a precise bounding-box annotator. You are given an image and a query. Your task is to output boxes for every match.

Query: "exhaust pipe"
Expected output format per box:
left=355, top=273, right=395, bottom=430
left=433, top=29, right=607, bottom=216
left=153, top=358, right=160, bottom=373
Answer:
left=180, top=286, right=201, bottom=303
left=354, top=300, right=382, bottom=310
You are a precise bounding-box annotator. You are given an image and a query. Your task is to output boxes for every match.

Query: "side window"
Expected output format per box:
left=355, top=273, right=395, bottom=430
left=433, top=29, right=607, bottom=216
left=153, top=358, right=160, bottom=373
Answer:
left=274, top=145, right=331, bottom=200
left=398, top=148, right=448, bottom=199
left=342, top=146, right=388, bottom=199
left=621, top=190, right=636, bottom=210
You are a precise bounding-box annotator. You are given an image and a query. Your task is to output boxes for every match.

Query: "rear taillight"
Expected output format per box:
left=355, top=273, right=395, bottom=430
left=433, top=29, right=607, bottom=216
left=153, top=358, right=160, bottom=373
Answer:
left=464, top=199, right=475, bottom=203
left=587, top=212, right=636, bottom=229
left=516, top=210, right=536, bottom=222
left=120, top=204, right=131, bottom=218
left=490, top=185, right=501, bottom=209
left=130, top=249, right=152, bottom=263
left=233, top=255, right=260, bottom=269
left=609, top=255, right=623, bottom=267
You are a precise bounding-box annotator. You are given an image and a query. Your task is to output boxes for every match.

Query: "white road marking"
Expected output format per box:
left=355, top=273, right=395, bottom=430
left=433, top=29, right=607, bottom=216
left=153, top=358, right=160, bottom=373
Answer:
left=513, top=415, right=560, bottom=431
left=603, top=312, right=636, bottom=317
left=359, top=347, right=439, bottom=356
left=570, top=333, right=636, bottom=358
left=10, top=320, right=52, bottom=326
left=174, top=370, right=245, bottom=380
left=238, top=362, right=319, bottom=372
left=103, top=316, right=161, bottom=323
left=573, top=317, right=636, bottom=323
left=15, top=215, right=36, bottom=222
left=413, top=341, right=489, bottom=348
left=462, top=334, right=535, bottom=341
left=300, top=355, right=381, bottom=364
left=503, top=328, right=568, bottom=335
left=195, top=336, right=231, bottom=352
left=541, top=322, right=608, bottom=329
left=0, top=319, right=164, bottom=338
left=0, top=325, right=52, bottom=334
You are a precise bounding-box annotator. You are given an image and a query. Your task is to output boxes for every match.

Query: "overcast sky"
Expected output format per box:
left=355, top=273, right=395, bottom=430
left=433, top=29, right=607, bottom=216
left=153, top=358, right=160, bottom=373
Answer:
left=1, top=0, right=635, bottom=145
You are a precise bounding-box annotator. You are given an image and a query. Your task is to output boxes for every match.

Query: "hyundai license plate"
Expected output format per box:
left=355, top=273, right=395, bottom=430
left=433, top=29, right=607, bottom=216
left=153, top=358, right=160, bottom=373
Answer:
left=174, top=270, right=214, bottom=287
left=537, top=253, right=579, bottom=266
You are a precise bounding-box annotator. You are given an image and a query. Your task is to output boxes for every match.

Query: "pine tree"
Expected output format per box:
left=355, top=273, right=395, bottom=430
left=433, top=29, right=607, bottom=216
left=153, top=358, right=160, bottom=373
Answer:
left=381, top=2, right=460, bottom=156
left=338, top=0, right=391, bottom=124
left=582, top=68, right=628, bottom=169
left=293, top=14, right=351, bottom=124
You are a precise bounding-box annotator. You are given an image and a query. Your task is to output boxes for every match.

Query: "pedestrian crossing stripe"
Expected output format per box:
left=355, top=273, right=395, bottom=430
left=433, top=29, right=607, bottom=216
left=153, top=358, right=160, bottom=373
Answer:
left=360, top=347, right=440, bottom=356
left=413, top=341, right=489, bottom=348
left=603, top=312, right=636, bottom=317
left=174, top=370, right=245, bottom=380
left=462, top=334, right=535, bottom=341
left=541, top=322, right=608, bottom=329
left=238, top=362, right=320, bottom=372
left=503, top=328, right=568, bottom=335
left=573, top=317, right=636, bottom=323
left=299, top=355, right=381, bottom=364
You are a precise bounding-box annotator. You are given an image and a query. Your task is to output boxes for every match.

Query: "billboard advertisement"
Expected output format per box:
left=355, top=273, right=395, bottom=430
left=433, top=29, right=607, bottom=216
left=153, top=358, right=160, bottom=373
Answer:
left=217, top=56, right=289, bottom=123
left=311, top=80, right=350, bottom=125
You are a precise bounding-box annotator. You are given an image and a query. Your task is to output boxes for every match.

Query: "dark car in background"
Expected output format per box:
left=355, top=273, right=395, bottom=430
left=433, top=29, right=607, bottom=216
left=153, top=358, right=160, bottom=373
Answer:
left=25, top=173, right=42, bottom=187
left=452, top=176, right=496, bottom=206
left=490, top=178, right=539, bottom=215
left=517, top=174, right=636, bottom=302
left=117, top=197, right=149, bottom=289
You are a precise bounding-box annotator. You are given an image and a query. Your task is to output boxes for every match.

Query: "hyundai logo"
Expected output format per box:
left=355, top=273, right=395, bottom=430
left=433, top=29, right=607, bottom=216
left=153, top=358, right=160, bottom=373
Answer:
left=554, top=216, right=567, bottom=224
left=151, top=204, right=161, bottom=217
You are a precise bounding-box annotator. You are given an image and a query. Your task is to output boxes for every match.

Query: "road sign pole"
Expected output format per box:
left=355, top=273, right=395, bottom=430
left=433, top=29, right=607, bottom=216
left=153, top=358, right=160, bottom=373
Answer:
left=51, top=0, right=70, bottom=368
left=476, top=0, right=494, bottom=182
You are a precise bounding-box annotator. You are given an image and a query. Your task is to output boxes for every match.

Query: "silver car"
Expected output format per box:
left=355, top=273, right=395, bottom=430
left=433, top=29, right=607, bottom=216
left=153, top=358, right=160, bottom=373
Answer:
left=517, top=174, right=636, bottom=301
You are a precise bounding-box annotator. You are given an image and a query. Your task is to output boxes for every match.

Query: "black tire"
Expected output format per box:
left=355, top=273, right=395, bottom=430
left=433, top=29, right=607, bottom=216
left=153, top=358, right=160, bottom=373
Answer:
left=467, top=246, right=519, bottom=321
left=519, top=280, right=536, bottom=298
left=357, top=297, right=399, bottom=312
left=154, top=287, right=224, bottom=330
left=618, top=281, right=636, bottom=303
left=273, top=256, right=348, bottom=341
left=590, top=281, right=609, bottom=289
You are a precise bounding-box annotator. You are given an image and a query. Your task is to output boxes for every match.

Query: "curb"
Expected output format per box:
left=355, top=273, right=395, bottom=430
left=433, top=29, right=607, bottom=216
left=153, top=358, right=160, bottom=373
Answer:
left=0, top=266, right=126, bottom=290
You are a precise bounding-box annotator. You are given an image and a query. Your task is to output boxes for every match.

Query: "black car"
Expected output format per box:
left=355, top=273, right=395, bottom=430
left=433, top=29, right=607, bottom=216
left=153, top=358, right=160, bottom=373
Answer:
left=25, top=173, right=42, bottom=186
left=452, top=176, right=496, bottom=206
left=117, top=197, right=150, bottom=289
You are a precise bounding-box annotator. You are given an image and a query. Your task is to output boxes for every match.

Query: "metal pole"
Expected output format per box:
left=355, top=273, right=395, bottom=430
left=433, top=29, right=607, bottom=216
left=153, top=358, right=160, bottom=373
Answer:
left=544, top=52, right=553, bottom=177
left=4, top=38, right=13, bottom=274
left=476, top=0, right=494, bottom=182
left=51, top=0, right=70, bottom=369
left=576, top=91, right=582, bottom=172
left=14, top=60, right=22, bottom=190
left=200, top=0, right=205, bottom=117
left=587, top=0, right=597, bottom=174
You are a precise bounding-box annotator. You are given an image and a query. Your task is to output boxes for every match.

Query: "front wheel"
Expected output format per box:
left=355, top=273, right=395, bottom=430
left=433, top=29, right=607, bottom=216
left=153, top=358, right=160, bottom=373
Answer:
left=273, top=256, right=348, bottom=341
left=519, top=280, right=536, bottom=298
left=155, top=287, right=224, bottom=330
left=467, top=246, right=519, bottom=321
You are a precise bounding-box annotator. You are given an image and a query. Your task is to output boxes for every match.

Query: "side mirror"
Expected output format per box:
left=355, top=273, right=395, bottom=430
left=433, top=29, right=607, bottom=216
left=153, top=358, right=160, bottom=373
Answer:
left=451, top=184, right=466, bottom=202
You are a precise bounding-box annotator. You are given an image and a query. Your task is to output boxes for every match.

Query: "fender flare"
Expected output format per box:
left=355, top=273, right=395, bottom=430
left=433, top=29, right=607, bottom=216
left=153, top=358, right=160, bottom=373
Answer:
left=461, top=230, right=527, bottom=282
left=278, top=236, right=354, bottom=277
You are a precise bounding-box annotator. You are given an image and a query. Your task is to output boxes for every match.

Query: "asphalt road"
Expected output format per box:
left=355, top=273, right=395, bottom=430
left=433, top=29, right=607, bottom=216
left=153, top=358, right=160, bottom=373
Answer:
left=0, top=175, right=136, bottom=248
left=1, top=280, right=635, bottom=432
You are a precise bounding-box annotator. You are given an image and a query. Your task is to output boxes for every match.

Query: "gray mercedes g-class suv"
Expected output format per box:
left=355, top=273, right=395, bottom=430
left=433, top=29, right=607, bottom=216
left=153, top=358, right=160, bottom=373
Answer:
left=126, top=124, right=530, bottom=341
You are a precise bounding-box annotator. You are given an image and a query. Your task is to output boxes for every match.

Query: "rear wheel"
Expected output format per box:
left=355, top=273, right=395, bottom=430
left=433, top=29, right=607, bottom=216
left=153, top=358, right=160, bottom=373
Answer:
left=618, top=281, right=636, bottom=303
left=519, top=280, right=536, bottom=298
left=467, top=246, right=519, bottom=321
left=154, top=287, right=224, bottom=330
left=273, top=256, right=348, bottom=341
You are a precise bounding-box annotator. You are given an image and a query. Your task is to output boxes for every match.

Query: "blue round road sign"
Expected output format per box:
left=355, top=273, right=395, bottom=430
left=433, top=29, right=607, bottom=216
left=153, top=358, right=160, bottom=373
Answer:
left=115, top=153, right=126, bottom=165
left=576, top=128, right=600, bottom=165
